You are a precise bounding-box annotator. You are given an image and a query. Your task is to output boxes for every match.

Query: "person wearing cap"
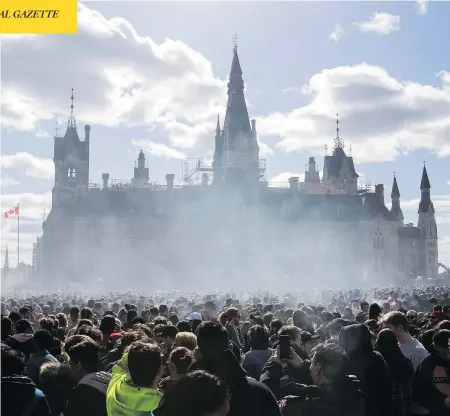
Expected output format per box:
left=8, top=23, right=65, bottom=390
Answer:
left=413, top=329, right=450, bottom=415
left=299, top=331, right=320, bottom=354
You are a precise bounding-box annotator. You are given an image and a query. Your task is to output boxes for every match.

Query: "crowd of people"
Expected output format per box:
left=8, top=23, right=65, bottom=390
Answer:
left=1, top=284, right=449, bottom=416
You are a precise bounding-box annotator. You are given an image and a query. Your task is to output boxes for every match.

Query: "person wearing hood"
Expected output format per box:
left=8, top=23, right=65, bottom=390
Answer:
left=5, top=318, right=36, bottom=360
left=189, top=320, right=281, bottom=416
left=66, top=340, right=112, bottom=416
left=279, top=343, right=366, bottom=416
left=413, top=329, right=450, bottom=416
left=339, top=323, right=393, bottom=416
left=106, top=341, right=163, bottom=416
left=1, top=343, right=51, bottom=416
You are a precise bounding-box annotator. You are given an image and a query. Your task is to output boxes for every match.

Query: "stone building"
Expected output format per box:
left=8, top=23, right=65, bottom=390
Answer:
left=35, top=45, right=439, bottom=287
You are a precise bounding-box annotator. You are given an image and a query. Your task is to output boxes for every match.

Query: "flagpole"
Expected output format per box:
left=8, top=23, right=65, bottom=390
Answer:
left=17, top=202, right=20, bottom=268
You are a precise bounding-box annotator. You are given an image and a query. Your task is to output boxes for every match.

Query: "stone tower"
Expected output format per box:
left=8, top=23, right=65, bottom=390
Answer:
left=132, top=150, right=150, bottom=186
left=52, top=89, right=90, bottom=208
left=417, top=165, right=438, bottom=277
left=213, top=42, right=259, bottom=189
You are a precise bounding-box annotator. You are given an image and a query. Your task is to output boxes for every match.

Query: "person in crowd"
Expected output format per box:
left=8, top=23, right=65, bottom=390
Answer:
left=175, top=331, right=197, bottom=351
left=99, top=315, right=122, bottom=354
left=65, top=339, right=111, bottom=416
left=39, top=362, right=76, bottom=416
left=242, top=325, right=272, bottom=380
left=381, top=311, right=429, bottom=370
left=374, top=328, right=414, bottom=416
left=292, top=309, right=315, bottom=334
left=339, top=323, right=393, bottom=416
left=1, top=343, right=51, bottom=416
left=278, top=343, right=366, bottom=416
left=413, top=329, right=450, bottom=416
left=158, top=370, right=229, bottom=416
left=106, top=341, right=163, bottom=416
left=159, top=346, right=193, bottom=393
left=189, top=320, right=282, bottom=415
left=269, top=319, right=283, bottom=347
left=369, top=303, right=383, bottom=321
left=1, top=316, right=14, bottom=342
left=225, top=308, right=243, bottom=349
left=26, top=329, right=58, bottom=384
left=5, top=318, right=36, bottom=359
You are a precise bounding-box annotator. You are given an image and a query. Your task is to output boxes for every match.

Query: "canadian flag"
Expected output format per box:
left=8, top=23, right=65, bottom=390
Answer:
left=4, top=205, right=19, bottom=219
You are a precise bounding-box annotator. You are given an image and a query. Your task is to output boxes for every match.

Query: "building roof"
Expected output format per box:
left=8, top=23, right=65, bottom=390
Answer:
left=397, top=227, right=422, bottom=239
left=54, top=126, right=88, bottom=161
left=324, top=147, right=358, bottom=179
left=420, top=165, right=431, bottom=190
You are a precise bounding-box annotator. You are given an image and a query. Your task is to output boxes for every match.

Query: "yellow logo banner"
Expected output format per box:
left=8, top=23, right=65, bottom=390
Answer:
left=0, top=0, right=77, bottom=34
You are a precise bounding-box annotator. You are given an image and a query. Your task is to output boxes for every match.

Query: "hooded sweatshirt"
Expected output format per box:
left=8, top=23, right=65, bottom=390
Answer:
left=189, top=349, right=281, bottom=416
left=106, top=352, right=162, bottom=416
left=5, top=333, right=36, bottom=359
left=1, top=375, right=51, bottom=416
left=339, top=324, right=393, bottom=416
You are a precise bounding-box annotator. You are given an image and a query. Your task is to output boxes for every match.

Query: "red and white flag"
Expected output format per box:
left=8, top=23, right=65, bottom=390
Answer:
left=4, top=205, right=19, bottom=219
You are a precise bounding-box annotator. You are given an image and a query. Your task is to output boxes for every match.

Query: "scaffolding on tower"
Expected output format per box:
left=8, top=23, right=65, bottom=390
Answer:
left=182, top=158, right=214, bottom=186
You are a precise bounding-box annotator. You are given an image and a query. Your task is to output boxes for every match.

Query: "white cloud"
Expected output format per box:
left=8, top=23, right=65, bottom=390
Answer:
left=1, top=3, right=225, bottom=150
left=258, top=64, right=450, bottom=163
left=132, top=139, right=186, bottom=160
left=258, top=141, right=275, bottom=158
left=329, top=23, right=345, bottom=43
left=1, top=152, right=54, bottom=180
left=416, top=0, right=429, bottom=15
left=355, top=12, right=400, bottom=35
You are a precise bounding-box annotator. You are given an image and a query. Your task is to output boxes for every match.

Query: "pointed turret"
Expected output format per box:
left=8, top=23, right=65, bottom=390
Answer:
left=222, top=43, right=251, bottom=145
left=420, top=165, right=431, bottom=190
left=391, top=174, right=400, bottom=199
left=390, top=174, right=403, bottom=222
left=419, top=164, right=434, bottom=213
left=3, top=245, right=9, bottom=270
left=216, top=114, right=221, bottom=134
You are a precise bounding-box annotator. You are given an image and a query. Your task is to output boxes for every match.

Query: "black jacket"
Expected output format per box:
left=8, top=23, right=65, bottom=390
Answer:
left=1, top=376, right=51, bottom=416
left=413, top=352, right=450, bottom=416
left=189, top=349, right=282, bottom=416
left=279, top=376, right=367, bottom=416
left=65, top=372, right=111, bottom=416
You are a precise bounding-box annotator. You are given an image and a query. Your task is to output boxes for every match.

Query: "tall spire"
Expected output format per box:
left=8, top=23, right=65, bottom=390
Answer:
left=216, top=114, right=221, bottom=134
left=420, top=163, right=431, bottom=190
left=334, top=113, right=343, bottom=149
left=3, top=245, right=9, bottom=270
left=222, top=37, right=251, bottom=145
left=390, top=173, right=403, bottom=221
left=391, top=173, right=400, bottom=199
left=67, top=88, right=77, bottom=128
left=419, top=163, right=434, bottom=213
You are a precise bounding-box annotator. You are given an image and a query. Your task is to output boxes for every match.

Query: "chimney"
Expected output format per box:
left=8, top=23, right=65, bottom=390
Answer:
left=251, top=119, right=256, bottom=132
left=375, top=184, right=384, bottom=205
left=102, top=173, right=109, bottom=189
left=288, top=177, right=299, bottom=190
left=84, top=125, right=91, bottom=142
left=166, top=174, right=175, bottom=190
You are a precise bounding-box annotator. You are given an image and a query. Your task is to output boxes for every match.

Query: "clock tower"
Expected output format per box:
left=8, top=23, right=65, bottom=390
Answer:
left=213, top=41, right=260, bottom=190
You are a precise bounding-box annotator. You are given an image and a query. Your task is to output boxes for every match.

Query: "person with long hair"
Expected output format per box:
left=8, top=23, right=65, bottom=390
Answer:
left=374, top=329, right=414, bottom=416
left=339, top=323, right=393, bottom=416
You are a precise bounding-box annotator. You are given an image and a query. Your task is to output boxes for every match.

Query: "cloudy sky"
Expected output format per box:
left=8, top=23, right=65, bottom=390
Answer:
left=1, top=0, right=449, bottom=269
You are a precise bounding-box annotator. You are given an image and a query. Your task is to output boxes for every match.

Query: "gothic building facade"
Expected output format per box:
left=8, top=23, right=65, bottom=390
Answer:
left=35, top=46, right=439, bottom=286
